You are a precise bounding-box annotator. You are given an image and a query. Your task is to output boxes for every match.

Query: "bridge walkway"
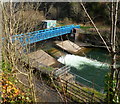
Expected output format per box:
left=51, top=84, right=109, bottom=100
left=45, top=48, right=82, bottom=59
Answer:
left=8, top=25, right=80, bottom=46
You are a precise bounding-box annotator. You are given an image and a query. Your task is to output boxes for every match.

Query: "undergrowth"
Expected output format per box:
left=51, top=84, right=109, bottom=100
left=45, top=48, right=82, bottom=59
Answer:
left=1, top=60, right=32, bottom=103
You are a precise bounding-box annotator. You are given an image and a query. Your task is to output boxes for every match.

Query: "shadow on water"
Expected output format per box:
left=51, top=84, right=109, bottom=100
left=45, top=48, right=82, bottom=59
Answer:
left=86, top=48, right=111, bottom=64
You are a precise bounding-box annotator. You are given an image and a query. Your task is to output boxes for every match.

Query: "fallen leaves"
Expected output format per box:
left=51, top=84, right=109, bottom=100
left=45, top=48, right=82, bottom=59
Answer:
left=1, top=73, right=32, bottom=103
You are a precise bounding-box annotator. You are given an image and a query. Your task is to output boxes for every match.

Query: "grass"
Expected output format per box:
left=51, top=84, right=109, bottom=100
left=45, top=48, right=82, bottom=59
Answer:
left=81, top=87, right=105, bottom=100
left=45, top=77, right=105, bottom=103
left=67, top=83, right=105, bottom=102
left=80, top=26, right=94, bottom=29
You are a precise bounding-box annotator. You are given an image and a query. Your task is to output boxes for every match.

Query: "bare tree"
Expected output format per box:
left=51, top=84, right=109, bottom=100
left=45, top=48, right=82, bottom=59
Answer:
left=107, top=1, right=119, bottom=103
left=80, top=2, right=119, bottom=103
left=1, top=2, right=45, bottom=102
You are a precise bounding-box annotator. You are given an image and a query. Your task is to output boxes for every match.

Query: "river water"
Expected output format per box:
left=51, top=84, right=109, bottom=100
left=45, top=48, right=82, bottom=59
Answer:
left=58, top=48, right=111, bottom=92
left=33, top=40, right=118, bottom=92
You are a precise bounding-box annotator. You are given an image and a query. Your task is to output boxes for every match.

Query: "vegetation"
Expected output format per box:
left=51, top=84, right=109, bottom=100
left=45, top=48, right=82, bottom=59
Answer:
left=81, top=87, right=105, bottom=99
left=45, top=76, right=105, bottom=102
left=40, top=66, right=53, bottom=71
left=39, top=2, right=120, bottom=27
left=1, top=1, right=120, bottom=103
left=1, top=61, right=32, bottom=103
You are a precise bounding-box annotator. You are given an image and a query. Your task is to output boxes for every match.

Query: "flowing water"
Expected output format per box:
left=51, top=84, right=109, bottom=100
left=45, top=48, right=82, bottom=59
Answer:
left=58, top=54, right=109, bottom=68
left=32, top=40, right=119, bottom=92
left=58, top=48, right=111, bottom=92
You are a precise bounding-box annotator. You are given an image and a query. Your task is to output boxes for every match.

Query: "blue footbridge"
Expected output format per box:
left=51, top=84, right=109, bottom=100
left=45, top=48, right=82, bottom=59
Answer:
left=5, top=24, right=80, bottom=46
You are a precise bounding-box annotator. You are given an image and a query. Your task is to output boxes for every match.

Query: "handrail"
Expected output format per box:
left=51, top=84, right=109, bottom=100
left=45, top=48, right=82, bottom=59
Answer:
left=54, top=66, right=70, bottom=76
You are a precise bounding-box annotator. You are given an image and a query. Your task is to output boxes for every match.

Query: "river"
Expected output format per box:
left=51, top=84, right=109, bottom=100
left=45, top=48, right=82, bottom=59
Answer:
left=32, top=39, right=119, bottom=92
left=58, top=48, right=111, bottom=92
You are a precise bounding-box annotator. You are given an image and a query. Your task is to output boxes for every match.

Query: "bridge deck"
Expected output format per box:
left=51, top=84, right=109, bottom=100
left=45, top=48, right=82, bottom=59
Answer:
left=56, top=40, right=84, bottom=54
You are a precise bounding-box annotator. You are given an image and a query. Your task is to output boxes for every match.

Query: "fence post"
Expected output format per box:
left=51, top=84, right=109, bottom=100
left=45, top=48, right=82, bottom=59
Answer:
left=66, top=80, right=67, bottom=93
left=91, top=92, right=94, bottom=102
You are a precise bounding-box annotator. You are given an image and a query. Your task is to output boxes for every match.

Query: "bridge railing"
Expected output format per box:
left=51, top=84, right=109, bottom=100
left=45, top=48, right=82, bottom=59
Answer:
left=3, top=24, right=80, bottom=46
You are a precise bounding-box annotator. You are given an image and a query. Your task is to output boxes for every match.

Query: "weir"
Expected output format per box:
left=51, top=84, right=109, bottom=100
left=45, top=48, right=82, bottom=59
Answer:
left=56, top=40, right=85, bottom=54
left=28, top=50, right=59, bottom=67
left=58, top=54, right=109, bottom=68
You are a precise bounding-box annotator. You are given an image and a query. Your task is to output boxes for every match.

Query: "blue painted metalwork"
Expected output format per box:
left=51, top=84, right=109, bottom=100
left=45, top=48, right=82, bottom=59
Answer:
left=4, top=24, right=80, bottom=45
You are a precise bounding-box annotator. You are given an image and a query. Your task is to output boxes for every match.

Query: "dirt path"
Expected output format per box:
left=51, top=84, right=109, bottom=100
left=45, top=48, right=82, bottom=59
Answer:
left=34, top=76, right=63, bottom=102
left=17, top=73, right=63, bottom=102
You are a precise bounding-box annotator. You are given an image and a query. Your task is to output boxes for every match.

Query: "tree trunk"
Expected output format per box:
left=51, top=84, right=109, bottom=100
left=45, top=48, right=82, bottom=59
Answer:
left=107, top=1, right=119, bottom=103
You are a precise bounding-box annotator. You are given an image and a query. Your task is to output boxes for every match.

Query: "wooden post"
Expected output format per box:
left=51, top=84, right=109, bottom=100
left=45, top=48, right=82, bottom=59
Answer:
left=65, top=80, right=68, bottom=93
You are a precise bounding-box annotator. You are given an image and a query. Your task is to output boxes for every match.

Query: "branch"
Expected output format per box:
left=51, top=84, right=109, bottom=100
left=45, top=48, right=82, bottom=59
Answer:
left=50, top=74, right=65, bottom=102
left=113, top=1, right=119, bottom=52
left=15, top=74, right=30, bottom=87
left=80, top=3, right=111, bottom=53
left=44, top=3, right=55, bottom=17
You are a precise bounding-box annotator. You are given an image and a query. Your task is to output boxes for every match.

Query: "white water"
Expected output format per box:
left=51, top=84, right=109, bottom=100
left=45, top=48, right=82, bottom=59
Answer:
left=58, top=54, right=109, bottom=69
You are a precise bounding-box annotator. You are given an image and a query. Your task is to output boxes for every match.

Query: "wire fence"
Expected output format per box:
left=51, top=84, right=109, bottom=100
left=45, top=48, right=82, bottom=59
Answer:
left=69, top=72, right=104, bottom=92
left=52, top=77, right=105, bottom=103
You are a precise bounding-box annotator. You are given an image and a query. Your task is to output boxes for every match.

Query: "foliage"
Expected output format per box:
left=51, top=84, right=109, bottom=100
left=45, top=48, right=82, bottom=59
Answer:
left=1, top=59, right=32, bottom=103
left=104, top=73, right=120, bottom=103
left=85, top=3, right=109, bottom=22
left=1, top=73, right=32, bottom=103
left=1, top=2, right=120, bottom=103
left=69, top=2, right=86, bottom=23
left=2, top=61, right=11, bottom=73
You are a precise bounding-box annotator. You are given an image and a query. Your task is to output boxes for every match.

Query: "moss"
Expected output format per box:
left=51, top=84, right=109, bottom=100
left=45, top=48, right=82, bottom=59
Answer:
left=81, top=87, right=105, bottom=99
left=80, top=26, right=94, bottom=29
left=40, top=66, right=53, bottom=71
left=2, top=60, right=12, bottom=72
